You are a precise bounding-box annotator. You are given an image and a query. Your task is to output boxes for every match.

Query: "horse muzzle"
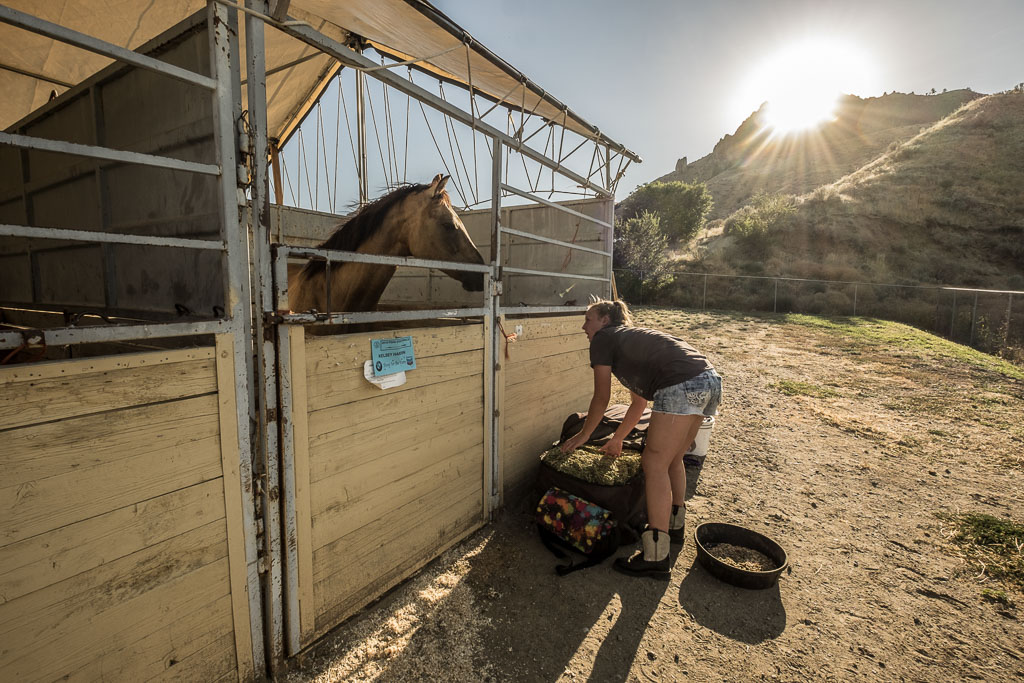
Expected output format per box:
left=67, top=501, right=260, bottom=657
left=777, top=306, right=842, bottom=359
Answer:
left=445, top=269, right=484, bottom=292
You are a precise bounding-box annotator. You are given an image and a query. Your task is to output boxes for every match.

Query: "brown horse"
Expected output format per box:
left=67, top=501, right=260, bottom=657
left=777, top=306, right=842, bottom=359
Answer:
left=288, top=174, right=485, bottom=313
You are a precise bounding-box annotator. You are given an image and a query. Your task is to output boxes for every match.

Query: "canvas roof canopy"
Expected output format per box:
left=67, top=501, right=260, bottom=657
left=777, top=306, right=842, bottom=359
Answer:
left=0, top=0, right=640, bottom=163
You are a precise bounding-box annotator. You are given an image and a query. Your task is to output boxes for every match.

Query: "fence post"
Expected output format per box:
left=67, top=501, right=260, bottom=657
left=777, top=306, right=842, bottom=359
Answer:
left=950, top=290, right=957, bottom=339
left=970, top=293, right=979, bottom=347
left=853, top=284, right=858, bottom=316
left=702, top=273, right=708, bottom=311
left=773, top=279, right=778, bottom=313
left=1006, top=293, right=1013, bottom=347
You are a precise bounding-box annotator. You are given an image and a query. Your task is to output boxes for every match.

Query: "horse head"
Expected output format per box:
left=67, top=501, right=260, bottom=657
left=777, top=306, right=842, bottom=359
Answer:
left=401, top=174, right=485, bottom=292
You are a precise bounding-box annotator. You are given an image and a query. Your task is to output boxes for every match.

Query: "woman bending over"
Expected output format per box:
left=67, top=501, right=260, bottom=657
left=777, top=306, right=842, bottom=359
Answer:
left=560, top=299, right=722, bottom=579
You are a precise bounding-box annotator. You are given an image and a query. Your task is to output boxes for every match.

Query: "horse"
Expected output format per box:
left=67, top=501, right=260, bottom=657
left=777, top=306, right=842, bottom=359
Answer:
left=288, top=174, right=485, bottom=314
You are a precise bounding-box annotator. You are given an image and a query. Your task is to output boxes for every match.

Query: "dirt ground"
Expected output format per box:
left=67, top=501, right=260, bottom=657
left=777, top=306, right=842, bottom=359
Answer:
left=286, top=308, right=1024, bottom=682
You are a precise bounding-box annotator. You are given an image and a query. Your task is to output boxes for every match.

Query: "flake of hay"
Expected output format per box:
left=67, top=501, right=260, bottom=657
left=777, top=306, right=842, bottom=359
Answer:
left=540, top=445, right=642, bottom=486
left=707, top=542, right=777, bottom=571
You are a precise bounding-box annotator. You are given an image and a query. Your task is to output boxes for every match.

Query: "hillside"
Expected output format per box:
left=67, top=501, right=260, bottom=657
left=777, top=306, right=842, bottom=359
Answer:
left=659, top=90, right=982, bottom=220
left=689, top=92, right=1024, bottom=290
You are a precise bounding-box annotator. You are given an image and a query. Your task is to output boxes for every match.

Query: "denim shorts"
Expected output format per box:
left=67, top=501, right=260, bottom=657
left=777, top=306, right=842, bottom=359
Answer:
left=651, top=369, right=722, bottom=417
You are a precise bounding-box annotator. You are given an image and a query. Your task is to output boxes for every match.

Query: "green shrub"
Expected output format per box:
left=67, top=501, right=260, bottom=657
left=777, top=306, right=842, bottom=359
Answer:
left=618, top=181, right=713, bottom=243
left=614, top=210, right=669, bottom=280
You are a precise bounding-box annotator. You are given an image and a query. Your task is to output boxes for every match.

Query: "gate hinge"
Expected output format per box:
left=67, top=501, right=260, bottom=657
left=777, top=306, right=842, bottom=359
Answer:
left=490, top=279, right=503, bottom=296
left=266, top=407, right=278, bottom=424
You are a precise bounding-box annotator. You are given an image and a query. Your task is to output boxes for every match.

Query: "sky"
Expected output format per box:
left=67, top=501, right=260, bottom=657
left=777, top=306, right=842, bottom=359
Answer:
left=429, top=0, right=1024, bottom=196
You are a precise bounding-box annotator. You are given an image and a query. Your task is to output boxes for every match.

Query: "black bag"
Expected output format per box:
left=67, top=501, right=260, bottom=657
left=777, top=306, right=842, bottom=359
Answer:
left=535, top=487, right=622, bottom=575
left=537, top=459, right=646, bottom=544
left=558, top=404, right=651, bottom=450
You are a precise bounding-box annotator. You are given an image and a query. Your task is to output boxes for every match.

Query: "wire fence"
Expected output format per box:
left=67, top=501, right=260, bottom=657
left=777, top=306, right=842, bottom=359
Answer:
left=614, top=269, right=1024, bottom=362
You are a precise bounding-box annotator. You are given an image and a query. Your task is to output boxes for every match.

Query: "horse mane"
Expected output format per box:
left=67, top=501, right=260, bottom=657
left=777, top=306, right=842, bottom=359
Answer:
left=298, top=181, right=449, bottom=281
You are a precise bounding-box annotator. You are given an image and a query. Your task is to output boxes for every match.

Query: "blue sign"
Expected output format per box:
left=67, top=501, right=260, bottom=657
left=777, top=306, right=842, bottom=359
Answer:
left=370, top=336, right=416, bottom=376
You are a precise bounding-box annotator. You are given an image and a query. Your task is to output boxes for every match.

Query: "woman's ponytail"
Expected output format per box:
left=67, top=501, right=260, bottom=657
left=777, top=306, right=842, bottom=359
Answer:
left=587, top=297, right=633, bottom=326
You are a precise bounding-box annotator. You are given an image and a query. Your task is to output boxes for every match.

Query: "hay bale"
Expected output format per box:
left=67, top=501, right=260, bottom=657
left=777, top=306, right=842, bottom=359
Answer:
left=540, top=445, right=642, bottom=486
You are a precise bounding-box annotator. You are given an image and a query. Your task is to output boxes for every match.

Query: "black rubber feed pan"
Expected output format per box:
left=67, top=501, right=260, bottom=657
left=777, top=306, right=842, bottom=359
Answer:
left=694, top=522, right=788, bottom=590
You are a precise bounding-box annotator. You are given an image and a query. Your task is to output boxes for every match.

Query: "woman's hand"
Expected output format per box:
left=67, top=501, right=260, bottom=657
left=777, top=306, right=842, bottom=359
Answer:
left=560, top=432, right=588, bottom=453
left=599, top=437, right=624, bottom=458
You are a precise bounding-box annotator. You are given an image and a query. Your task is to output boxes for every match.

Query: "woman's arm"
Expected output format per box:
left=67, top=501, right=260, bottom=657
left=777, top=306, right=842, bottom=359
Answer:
left=559, top=365, right=612, bottom=453
left=599, top=391, right=648, bottom=457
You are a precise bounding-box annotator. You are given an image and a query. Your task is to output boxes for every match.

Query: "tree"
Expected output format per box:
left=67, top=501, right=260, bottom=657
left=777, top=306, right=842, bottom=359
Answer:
left=617, top=181, right=713, bottom=243
left=614, top=210, right=669, bottom=279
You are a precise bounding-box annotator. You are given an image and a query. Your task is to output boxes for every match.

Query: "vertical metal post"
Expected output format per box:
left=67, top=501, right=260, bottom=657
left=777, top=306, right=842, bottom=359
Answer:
left=773, top=279, right=778, bottom=313
left=970, top=293, right=979, bottom=347
left=702, top=273, right=708, bottom=310
left=209, top=2, right=264, bottom=677
left=487, top=137, right=503, bottom=512
left=853, top=284, right=858, bottom=316
left=950, top=290, right=957, bottom=339
left=356, top=68, right=368, bottom=204
left=90, top=85, right=118, bottom=309
left=245, top=0, right=289, bottom=667
left=1006, top=294, right=1014, bottom=347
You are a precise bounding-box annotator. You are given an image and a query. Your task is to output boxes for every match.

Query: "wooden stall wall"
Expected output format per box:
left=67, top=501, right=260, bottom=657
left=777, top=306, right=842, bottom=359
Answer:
left=497, top=315, right=592, bottom=500
left=288, top=323, right=488, bottom=646
left=0, top=338, right=254, bottom=682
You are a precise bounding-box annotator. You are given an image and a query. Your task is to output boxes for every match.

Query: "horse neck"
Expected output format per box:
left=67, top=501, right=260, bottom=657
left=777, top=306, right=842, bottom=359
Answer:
left=321, top=212, right=410, bottom=312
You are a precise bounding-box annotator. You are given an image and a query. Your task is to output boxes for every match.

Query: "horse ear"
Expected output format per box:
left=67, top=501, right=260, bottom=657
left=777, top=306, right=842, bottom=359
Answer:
left=433, top=174, right=450, bottom=197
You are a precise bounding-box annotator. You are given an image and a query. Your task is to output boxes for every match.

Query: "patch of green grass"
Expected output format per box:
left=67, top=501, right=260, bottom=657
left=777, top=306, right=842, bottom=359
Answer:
left=773, top=380, right=840, bottom=398
left=980, top=588, right=1015, bottom=607
left=941, top=512, right=1024, bottom=588
left=782, top=314, right=1024, bottom=381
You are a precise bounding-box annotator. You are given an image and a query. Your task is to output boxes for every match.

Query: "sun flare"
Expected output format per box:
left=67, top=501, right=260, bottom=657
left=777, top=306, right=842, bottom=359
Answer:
left=736, top=37, right=876, bottom=134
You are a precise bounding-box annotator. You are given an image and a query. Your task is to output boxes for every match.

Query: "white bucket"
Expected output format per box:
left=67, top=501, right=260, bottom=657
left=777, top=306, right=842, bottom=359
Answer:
left=685, top=415, right=715, bottom=457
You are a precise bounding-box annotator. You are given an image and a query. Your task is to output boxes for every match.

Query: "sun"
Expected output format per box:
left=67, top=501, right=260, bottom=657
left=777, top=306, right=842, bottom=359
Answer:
left=736, top=37, right=876, bottom=134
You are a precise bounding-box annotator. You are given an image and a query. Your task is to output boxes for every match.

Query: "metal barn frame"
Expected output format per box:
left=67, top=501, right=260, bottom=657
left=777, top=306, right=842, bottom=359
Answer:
left=0, top=2, right=641, bottom=678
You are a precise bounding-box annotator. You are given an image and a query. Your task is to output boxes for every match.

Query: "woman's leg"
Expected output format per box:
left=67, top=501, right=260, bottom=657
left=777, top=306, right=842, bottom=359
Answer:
left=644, top=412, right=704, bottom=531
left=669, top=417, right=704, bottom=505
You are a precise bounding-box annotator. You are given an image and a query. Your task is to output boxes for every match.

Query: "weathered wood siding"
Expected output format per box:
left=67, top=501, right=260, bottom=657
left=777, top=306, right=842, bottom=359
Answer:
left=499, top=315, right=592, bottom=496
left=290, top=323, right=487, bottom=646
left=0, top=340, right=253, bottom=681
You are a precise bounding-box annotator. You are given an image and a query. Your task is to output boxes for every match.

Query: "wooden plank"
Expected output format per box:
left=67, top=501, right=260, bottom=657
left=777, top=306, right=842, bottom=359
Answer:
left=506, top=334, right=588, bottom=365
left=310, top=412, right=483, bottom=532
left=504, top=364, right=592, bottom=409
left=289, top=325, right=316, bottom=647
left=307, top=374, right=482, bottom=449
left=0, top=346, right=214, bottom=383
left=303, top=324, right=483, bottom=375
left=0, top=517, right=227, bottom=631
left=151, top=631, right=238, bottom=683
left=313, top=477, right=482, bottom=635
left=0, top=557, right=231, bottom=679
left=214, top=333, right=255, bottom=682
left=505, top=348, right=589, bottom=388
left=305, top=348, right=484, bottom=412
left=0, top=355, right=217, bottom=431
left=311, top=442, right=482, bottom=553
left=0, top=425, right=223, bottom=546
left=4, top=394, right=220, bottom=490
left=309, top=395, right=484, bottom=483
left=0, top=478, right=225, bottom=605
left=64, top=594, right=235, bottom=683
left=503, top=315, right=585, bottom=342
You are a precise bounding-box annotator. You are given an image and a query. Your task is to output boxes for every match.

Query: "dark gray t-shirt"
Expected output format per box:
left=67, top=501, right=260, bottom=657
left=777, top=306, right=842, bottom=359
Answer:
left=589, top=325, right=712, bottom=400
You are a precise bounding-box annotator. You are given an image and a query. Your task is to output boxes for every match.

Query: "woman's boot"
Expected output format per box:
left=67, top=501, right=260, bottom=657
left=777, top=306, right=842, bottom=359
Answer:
left=613, top=527, right=670, bottom=579
left=668, top=503, right=686, bottom=543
